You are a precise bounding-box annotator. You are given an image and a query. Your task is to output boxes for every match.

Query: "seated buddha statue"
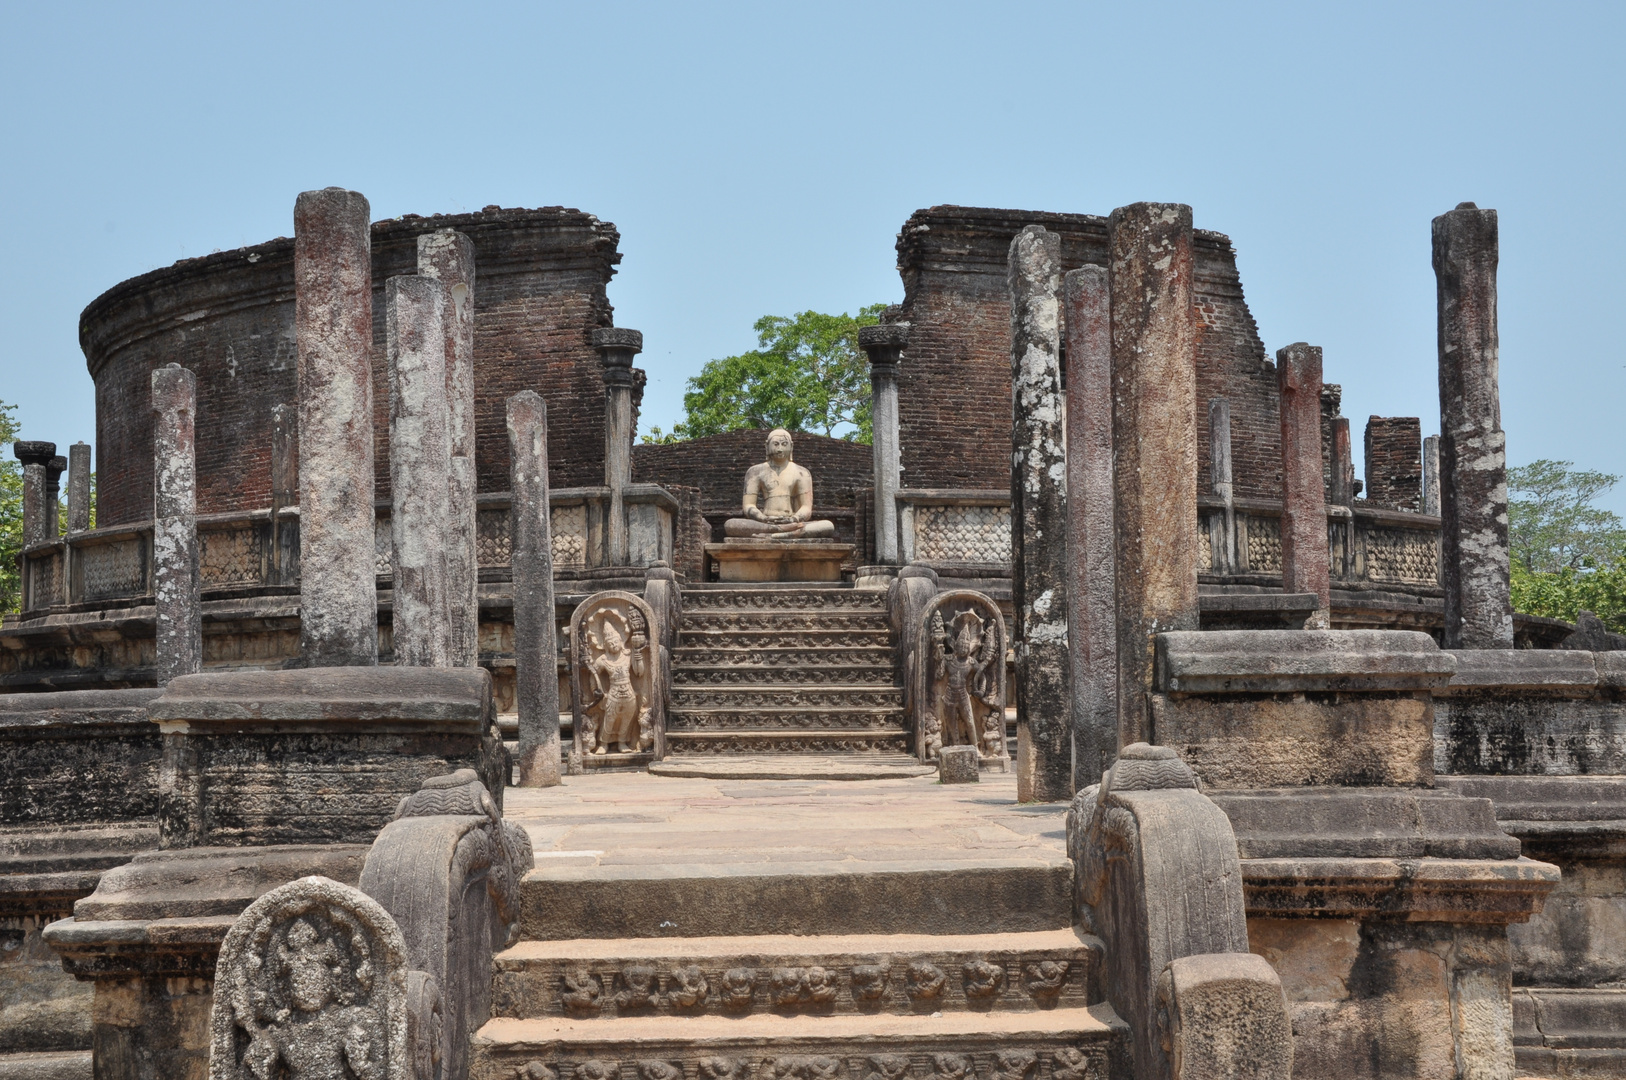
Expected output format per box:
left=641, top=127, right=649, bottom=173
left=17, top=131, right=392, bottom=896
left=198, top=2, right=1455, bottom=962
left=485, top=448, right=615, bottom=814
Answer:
left=722, top=428, right=837, bottom=541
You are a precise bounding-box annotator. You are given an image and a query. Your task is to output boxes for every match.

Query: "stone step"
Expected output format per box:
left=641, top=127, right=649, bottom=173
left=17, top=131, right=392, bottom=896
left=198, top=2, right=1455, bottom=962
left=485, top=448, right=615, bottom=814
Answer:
left=491, top=930, right=1102, bottom=1021
left=471, top=1006, right=1126, bottom=1080
left=669, top=687, right=903, bottom=710
left=0, top=1051, right=91, bottom=1080
left=667, top=708, right=906, bottom=733
left=673, top=666, right=896, bottom=688
left=647, top=756, right=935, bottom=781
left=672, top=647, right=894, bottom=668
left=676, top=629, right=893, bottom=650
left=682, top=587, right=887, bottom=614
left=681, top=611, right=892, bottom=633
left=664, top=731, right=912, bottom=755
left=520, top=857, right=1072, bottom=942
left=1515, top=987, right=1626, bottom=1077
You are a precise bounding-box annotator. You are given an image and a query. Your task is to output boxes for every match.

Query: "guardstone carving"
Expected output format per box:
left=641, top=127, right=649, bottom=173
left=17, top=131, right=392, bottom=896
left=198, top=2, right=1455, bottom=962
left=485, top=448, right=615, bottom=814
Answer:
left=911, top=590, right=1008, bottom=765
left=209, top=875, right=412, bottom=1080
left=570, top=591, right=663, bottom=764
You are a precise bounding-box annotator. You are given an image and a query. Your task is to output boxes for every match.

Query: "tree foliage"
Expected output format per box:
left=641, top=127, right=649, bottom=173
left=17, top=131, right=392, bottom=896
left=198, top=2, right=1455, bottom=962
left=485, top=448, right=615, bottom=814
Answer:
left=645, top=305, right=886, bottom=444
left=0, top=401, right=22, bottom=614
left=1507, top=460, right=1626, bottom=632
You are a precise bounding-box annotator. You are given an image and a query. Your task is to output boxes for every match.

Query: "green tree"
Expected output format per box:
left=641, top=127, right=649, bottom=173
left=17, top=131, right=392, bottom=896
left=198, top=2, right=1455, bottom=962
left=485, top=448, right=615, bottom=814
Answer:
left=1508, top=459, right=1626, bottom=573
left=647, top=305, right=887, bottom=444
left=0, top=401, right=21, bottom=614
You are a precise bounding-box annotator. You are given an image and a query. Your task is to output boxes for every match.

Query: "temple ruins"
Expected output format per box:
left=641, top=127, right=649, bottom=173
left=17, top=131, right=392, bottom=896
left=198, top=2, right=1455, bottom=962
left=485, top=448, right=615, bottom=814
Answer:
left=0, top=190, right=1620, bottom=1080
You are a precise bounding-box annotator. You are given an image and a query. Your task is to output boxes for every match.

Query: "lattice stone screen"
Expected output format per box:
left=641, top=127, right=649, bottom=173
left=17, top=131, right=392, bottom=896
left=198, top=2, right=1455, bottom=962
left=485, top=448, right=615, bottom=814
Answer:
left=475, top=504, right=588, bottom=569
left=79, top=539, right=145, bottom=601
left=914, top=504, right=1011, bottom=564
left=1366, top=527, right=1439, bottom=585
left=1244, top=515, right=1283, bottom=574
left=200, top=526, right=264, bottom=587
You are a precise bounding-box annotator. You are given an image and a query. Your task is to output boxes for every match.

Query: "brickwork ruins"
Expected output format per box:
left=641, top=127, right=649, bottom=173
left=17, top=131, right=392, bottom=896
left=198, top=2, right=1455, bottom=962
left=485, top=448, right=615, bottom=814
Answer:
left=1364, top=415, right=1423, bottom=511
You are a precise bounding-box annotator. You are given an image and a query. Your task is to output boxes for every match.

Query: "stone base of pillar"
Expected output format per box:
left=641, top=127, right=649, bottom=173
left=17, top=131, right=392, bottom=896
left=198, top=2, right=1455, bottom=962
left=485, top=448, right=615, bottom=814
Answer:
left=705, top=542, right=854, bottom=583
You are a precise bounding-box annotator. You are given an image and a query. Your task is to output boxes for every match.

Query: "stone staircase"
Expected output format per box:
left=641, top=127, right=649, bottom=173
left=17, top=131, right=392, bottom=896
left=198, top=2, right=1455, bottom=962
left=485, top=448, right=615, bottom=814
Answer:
left=665, top=585, right=910, bottom=756
left=472, top=831, right=1127, bottom=1079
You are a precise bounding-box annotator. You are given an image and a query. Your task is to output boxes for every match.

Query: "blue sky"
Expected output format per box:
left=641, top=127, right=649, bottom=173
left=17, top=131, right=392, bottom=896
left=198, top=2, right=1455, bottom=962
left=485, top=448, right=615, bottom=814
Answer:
left=3, top=1, right=1622, bottom=511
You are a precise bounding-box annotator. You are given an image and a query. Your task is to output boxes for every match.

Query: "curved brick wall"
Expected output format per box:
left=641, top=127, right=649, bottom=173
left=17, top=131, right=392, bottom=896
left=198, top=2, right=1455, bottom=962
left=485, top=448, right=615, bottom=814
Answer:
left=633, top=429, right=873, bottom=513
left=80, top=206, right=621, bottom=526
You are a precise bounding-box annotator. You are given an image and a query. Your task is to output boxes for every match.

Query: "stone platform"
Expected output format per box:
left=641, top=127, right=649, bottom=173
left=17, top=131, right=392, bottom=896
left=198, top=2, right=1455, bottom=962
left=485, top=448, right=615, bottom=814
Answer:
left=705, top=541, right=854, bottom=582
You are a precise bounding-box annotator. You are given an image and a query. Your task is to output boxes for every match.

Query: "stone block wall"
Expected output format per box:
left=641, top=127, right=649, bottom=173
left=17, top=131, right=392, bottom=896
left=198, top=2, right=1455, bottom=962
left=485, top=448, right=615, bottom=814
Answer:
left=81, top=206, right=622, bottom=526
left=891, top=206, right=1280, bottom=499
left=1365, top=416, right=1423, bottom=511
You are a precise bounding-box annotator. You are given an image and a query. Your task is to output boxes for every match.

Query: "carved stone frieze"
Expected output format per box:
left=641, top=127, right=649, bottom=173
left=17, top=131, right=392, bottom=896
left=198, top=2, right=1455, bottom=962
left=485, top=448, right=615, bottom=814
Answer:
left=571, top=591, right=663, bottom=763
left=673, top=666, right=895, bottom=688
left=481, top=1048, right=1115, bottom=1080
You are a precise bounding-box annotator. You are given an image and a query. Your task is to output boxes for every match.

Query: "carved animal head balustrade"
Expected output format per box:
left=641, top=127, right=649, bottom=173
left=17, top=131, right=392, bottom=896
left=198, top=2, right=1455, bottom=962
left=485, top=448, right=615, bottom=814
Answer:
left=1066, top=743, right=1292, bottom=1080
left=569, top=591, right=664, bottom=768
left=909, top=589, right=1008, bottom=765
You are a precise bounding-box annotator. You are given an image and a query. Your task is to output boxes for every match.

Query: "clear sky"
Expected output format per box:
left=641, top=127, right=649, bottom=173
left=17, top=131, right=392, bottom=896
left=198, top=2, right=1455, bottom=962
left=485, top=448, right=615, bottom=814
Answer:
left=2, top=2, right=1622, bottom=511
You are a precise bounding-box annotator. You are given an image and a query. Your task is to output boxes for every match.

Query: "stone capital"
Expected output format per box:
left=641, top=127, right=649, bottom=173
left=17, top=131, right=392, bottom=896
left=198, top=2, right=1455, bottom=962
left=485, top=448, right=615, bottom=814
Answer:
left=12, top=440, right=56, bottom=469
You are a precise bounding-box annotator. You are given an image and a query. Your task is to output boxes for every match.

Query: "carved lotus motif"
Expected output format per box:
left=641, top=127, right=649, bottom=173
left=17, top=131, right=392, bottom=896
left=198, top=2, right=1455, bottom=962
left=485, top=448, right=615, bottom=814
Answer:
left=905, top=960, right=947, bottom=1001
left=962, top=959, right=1005, bottom=999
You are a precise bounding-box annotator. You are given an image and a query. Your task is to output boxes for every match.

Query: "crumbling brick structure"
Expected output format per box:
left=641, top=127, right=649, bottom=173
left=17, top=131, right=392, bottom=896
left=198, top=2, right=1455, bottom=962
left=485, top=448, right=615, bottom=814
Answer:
left=1365, top=415, right=1423, bottom=511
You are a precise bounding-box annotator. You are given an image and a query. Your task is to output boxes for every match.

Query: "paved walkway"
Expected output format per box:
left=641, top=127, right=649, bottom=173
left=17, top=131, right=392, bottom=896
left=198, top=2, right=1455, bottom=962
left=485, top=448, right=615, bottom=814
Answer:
left=503, top=767, right=1071, bottom=872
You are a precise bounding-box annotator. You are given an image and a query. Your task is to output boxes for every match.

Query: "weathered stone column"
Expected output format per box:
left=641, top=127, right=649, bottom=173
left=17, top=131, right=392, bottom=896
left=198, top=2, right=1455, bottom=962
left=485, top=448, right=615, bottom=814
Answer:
left=13, top=441, right=54, bottom=548
left=859, top=324, right=909, bottom=564
left=1209, top=399, right=1236, bottom=573
left=1109, top=203, right=1199, bottom=746
left=418, top=229, right=479, bottom=666
left=386, top=275, right=453, bottom=667
left=270, top=402, right=298, bottom=584
left=508, top=390, right=560, bottom=786
left=1277, top=343, right=1332, bottom=628
left=1008, top=225, right=1071, bottom=802
left=151, top=364, right=200, bottom=684
left=1423, top=434, right=1442, bottom=516
left=593, top=328, right=643, bottom=566
left=44, top=454, right=65, bottom=538
left=294, top=187, right=378, bottom=666
left=67, top=441, right=91, bottom=533
left=1064, top=266, right=1116, bottom=787
left=1328, top=417, right=1355, bottom=507
left=1434, top=202, right=1512, bottom=649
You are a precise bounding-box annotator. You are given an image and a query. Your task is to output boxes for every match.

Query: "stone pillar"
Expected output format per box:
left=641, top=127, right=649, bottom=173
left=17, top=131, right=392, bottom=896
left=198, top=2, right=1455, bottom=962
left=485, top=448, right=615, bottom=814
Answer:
left=43, top=455, right=65, bottom=538
left=593, top=328, right=643, bottom=566
left=386, top=275, right=453, bottom=668
left=1277, top=343, right=1332, bottom=628
left=151, top=364, right=200, bottom=684
left=1209, top=399, right=1236, bottom=573
left=1064, top=266, right=1116, bottom=787
left=67, top=442, right=91, bottom=533
left=13, top=441, right=54, bottom=548
left=859, top=324, right=909, bottom=564
left=1434, top=202, right=1512, bottom=649
left=1008, top=225, right=1071, bottom=802
left=1328, top=417, right=1355, bottom=507
left=1423, top=434, right=1442, bottom=516
left=1109, top=202, right=1199, bottom=746
left=508, top=391, right=560, bottom=786
left=418, top=229, right=479, bottom=667
left=270, top=403, right=298, bottom=584
left=294, top=187, right=378, bottom=666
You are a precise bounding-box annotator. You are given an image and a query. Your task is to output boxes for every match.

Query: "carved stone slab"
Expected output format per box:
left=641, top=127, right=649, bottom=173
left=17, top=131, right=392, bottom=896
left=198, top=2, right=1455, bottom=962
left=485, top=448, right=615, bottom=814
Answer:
left=911, top=590, right=1008, bottom=765
left=209, top=875, right=411, bottom=1080
left=570, top=591, right=663, bottom=768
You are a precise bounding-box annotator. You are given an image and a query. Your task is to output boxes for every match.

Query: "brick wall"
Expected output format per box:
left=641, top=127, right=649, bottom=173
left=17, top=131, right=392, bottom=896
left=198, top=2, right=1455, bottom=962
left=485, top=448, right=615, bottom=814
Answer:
left=81, top=206, right=621, bottom=526
left=1365, top=416, right=1423, bottom=511
left=892, top=206, right=1281, bottom=499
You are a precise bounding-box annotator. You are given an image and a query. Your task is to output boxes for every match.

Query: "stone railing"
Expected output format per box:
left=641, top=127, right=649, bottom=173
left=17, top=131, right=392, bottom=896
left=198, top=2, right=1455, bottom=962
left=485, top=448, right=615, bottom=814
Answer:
left=1200, top=495, right=1441, bottom=593
left=896, top=488, right=1012, bottom=569
left=14, top=486, right=678, bottom=616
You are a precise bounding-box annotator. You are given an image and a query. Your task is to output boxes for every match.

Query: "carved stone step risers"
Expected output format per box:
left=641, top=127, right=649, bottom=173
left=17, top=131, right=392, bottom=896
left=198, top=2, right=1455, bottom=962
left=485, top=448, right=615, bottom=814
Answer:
left=682, top=611, right=892, bottom=633
left=673, top=666, right=896, bottom=688
left=471, top=1008, right=1127, bottom=1080
left=682, top=589, right=888, bottom=613
left=667, top=708, right=906, bottom=732
left=673, top=647, right=893, bottom=668
left=491, top=931, right=1102, bottom=1020
left=670, top=687, right=903, bottom=710
left=677, top=629, right=893, bottom=649
left=664, top=732, right=911, bottom=754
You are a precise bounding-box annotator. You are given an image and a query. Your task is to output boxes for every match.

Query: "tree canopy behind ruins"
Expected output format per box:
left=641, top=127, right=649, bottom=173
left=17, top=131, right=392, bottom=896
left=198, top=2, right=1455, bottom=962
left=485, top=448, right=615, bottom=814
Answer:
left=643, top=305, right=885, bottom=444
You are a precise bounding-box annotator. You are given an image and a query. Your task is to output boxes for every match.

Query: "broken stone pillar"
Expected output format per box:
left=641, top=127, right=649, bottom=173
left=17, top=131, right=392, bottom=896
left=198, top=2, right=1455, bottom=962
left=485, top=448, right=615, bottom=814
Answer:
left=386, top=275, right=453, bottom=668
left=13, top=441, right=53, bottom=548
left=418, top=229, right=479, bottom=667
left=1208, top=398, right=1236, bottom=573
left=1424, top=433, right=1442, bottom=516
left=151, top=363, right=201, bottom=684
left=294, top=187, right=378, bottom=666
left=270, top=402, right=298, bottom=583
left=43, top=454, right=65, bottom=538
left=1277, top=343, right=1332, bottom=628
left=860, top=323, right=909, bottom=564
left=1109, top=203, right=1199, bottom=746
left=593, top=328, right=643, bottom=566
left=67, top=441, right=91, bottom=533
left=1064, top=266, right=1117, bottom=788
left=1008, top=225, right=1071, bottom=802
left=1328, top=417, right=1355, bottom=508
left=508, top=390, right=561, bottom=786
left=1434, top=202, right=1512, bottom=649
